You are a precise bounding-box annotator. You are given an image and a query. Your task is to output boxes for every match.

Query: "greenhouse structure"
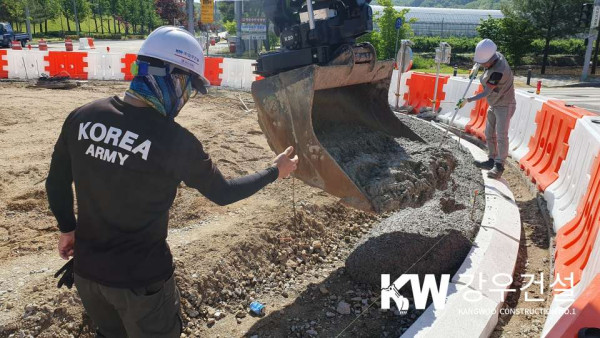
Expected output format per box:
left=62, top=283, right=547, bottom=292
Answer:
left=370, top=6, right=504, bottom=37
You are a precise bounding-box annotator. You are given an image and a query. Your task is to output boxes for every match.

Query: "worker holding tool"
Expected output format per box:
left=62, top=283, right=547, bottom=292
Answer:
left=457, top=38, right=515, bottom=179
left=46, top=26, right=298, bottom=337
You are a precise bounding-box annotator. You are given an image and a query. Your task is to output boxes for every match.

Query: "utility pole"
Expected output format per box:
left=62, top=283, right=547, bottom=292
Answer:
left=235, top=0, right=243, bottom=56
left=72, top=0, right=80, bottom=37
left=187, top=0, right=194, bottom=35
left=25, top=3, right=32, bottom=40
left=582, top=0, right=600, bottom=81
left=593, top=27, right=600, bottom=74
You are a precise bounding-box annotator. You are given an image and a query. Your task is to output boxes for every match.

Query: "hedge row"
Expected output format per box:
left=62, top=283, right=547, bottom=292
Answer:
left=410, top=36, right=586, bottom=56
left=31, top=32, right=146, bottom=40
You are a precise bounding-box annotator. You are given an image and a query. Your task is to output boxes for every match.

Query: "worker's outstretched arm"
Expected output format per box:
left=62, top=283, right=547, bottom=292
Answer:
left=46, top=121, right=77, bottom=233
left=177, top=131, right=297, bottom=206
left=467, top=86, right=492, bottom=103
left=467, top=71, right=502, bottom=103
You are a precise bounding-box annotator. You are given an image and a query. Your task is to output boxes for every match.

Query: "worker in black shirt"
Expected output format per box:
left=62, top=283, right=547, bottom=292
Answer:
left=46, top=26, right=298, bottom=337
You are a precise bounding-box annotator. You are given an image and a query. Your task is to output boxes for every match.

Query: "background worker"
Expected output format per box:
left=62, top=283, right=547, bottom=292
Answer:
left=457, top=38, right=516, bottom=179
left=46, top=26, right=298, bottom=337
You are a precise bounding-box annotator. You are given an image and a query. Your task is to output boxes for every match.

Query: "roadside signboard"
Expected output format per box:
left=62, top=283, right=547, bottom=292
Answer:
left=395, top=17, right=403, bottom=30
left=241, top=17, right=267, bottom=41
left=201, top=0, right=214, bottom=24
left=592, top=5, right=600, bottom=29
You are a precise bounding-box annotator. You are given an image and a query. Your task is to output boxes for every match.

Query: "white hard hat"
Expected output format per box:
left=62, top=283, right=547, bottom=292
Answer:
left=473, top=39, right=497, bottom=64
left=138, top=26, right=210, bottom=87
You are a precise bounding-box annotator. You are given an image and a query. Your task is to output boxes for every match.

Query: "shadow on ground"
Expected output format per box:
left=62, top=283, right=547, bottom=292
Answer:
left=245, top=230, right=472, bottom=338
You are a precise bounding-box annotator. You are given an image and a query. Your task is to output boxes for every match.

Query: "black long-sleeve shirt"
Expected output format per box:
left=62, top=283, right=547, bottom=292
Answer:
left=46, top=96, right=278, bottom=288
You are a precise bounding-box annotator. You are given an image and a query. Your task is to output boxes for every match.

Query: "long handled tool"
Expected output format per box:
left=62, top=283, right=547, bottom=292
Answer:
left=438, top=63, right=480, bottom=147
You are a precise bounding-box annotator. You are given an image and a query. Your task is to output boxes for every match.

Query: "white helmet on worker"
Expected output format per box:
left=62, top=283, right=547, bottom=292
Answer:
left=138, top=26, right=211, bottom=89
left=473, top=38, right=497, bottom=64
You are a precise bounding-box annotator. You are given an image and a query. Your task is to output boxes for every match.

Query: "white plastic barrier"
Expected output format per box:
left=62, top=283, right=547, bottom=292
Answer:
left=4, top=50, right=48, bottom=79
left=220, top=58, right=258, bottom=90
left=507, top=90, right=547, bottom=161
left=85, top=52, right=125, bottom=80
left=79, top=37, right=95, bottom=50
left=544, top=116, right=600, bottom=232
left=387, top=70, right=412, bottom=108
left=437, top=76, right=480, bottom=129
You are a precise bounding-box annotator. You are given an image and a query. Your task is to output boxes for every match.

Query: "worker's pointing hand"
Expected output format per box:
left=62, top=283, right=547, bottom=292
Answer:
left=274, top=146, right=298, bottom=179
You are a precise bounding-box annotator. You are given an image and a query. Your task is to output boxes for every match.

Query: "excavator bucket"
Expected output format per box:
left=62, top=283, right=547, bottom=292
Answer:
left=251, top=59, right=423, bottom=212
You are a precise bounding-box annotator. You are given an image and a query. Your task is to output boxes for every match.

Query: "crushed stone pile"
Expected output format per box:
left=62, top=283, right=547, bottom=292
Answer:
left=315, top=123, right=456, bottom=213
left=341, top=113, right=485, bottom=287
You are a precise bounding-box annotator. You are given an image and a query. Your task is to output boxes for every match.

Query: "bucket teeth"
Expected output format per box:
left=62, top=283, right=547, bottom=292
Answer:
left=251, top=60, right=423, bottom=212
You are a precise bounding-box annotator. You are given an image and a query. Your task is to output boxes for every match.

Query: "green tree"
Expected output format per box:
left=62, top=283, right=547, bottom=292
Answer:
left=359, top=0, right=411, bottom=60
left=28, top=0, right=61, bottom=33
left=478, top=16, right=536, bottom=66
left=218, top=1, right=234, bottom=22
left=155, top=0, right=184, bottom=25
left=59, top=0, right=91, bottom=33
left=504, top=0, right=587, bottom=73
left=0, top=0, right=24, bottom=28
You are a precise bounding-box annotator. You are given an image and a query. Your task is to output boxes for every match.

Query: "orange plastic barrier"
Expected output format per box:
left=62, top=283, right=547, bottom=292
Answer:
left=0, top=50, right=7, bottom=79
left=204, top=56, right=223, bottom=86
left=120, top=53, right=138, bottom=81
left=546, top=274, right=600, bottom=337
left=519, top=100, right=593, bottom=191
left=554, top=154, right=600, bottom=287
left=465, top=84, right=489, bottom=141
left=403, top=72, right=449, bottom=112
left=44, top=51, right=88, bottom=79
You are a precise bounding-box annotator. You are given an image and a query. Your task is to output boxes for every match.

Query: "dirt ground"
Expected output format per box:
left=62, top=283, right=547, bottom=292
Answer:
left=0, top=81, right=551, bottom=337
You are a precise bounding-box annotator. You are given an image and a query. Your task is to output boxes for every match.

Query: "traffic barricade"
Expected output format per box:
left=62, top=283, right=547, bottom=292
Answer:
left=85, top=52, right=125, bottom=80
left=464, top=84, right=489, bottom=140
left=436, top=76, right=480, bottom=129
left=387, top=70, right=412, bottom=109
left=120, top=53, right=138, bottom=81
left=65, top=39, right=73, bottom=51
left=38, top=39, right=48, bottom=51
left=44, top=51, right=88, bottom=79
left=508, top=90, right=547, bottom=161
left=204, top=56, right=224, bottom=86
left=4, top=50, right=48, bottom=79
left=519, top=100, right=593, bottom=191
left=0, top=50, right=8, bottom=79
left=11, top=40, right=22, bottom=50
left=545, top=116, right=600, bottom=232
left=545, top=274, right=600, bottom=337
left=403, top=72, right=448, bottom=112
left=79, top=37, right=96, bottom=50
left=554, top=151, right=600, bottom=288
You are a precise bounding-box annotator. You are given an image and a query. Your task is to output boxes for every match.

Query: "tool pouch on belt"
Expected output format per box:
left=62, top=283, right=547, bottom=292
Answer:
left=54, top=258, right=74, bottom=289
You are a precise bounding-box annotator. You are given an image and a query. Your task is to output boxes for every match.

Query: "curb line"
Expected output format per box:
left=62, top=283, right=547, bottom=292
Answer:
left=401, top=120, right=522, bottom=338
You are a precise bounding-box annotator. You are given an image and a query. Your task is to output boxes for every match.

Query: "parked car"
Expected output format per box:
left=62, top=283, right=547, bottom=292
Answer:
left=0, top=22, right=30, bottom=48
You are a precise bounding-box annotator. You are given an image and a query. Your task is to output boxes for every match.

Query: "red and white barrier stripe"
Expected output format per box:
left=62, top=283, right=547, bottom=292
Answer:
left=0, top=50, right=261, bottom=90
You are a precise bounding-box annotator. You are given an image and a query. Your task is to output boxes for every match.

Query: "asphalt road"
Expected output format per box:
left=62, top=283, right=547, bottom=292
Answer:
left=522, top=87, right=600, bottom=114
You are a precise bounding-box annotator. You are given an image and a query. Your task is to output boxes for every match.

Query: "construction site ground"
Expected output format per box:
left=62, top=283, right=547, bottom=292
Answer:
left=0, top=81, right=551, bottom=337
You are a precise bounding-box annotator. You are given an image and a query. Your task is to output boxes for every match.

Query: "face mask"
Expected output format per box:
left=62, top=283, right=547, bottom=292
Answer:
left=126, top=72, right=194, bottom=119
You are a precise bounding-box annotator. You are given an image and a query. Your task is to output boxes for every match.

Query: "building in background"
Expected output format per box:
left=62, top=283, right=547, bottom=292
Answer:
left=371, top=6, right=503, bottom=37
